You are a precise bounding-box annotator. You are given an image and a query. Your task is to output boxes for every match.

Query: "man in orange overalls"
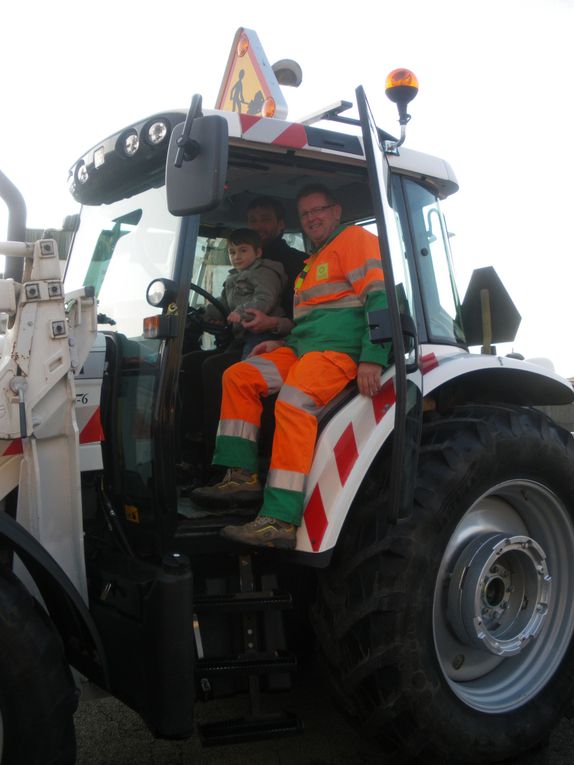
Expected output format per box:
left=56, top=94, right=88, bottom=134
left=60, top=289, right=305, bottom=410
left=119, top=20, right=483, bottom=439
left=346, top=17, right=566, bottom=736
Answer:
left=192, top=184, right=390, bottom=549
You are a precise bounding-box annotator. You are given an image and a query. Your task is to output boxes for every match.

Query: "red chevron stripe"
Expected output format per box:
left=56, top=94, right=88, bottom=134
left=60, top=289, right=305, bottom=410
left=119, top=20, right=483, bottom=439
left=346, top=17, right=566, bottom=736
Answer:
left=334, top=423, right=358, bottom=486
left=372, top=379, right=396, bottom=424
left=420, top=352, right=439, bottom=374
left=303, top=484, right=328, bottom=551
left=272, top=123, right=307, bottom=148
left=2, top=439, right=22, bottom=456
left=239, top=114, right=260, bottom=132
left=79, top=408, right=104, bottom=444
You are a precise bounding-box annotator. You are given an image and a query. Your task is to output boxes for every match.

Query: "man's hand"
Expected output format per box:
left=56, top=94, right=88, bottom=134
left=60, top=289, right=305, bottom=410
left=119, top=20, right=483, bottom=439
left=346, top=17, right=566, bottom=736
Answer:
left=242, top=308, right=276, bottom=333
left=248, top=340, right=285, bottom=357
left=227, top=310, right=242, bottom=323
left=357, top=361, right=383, bottom=397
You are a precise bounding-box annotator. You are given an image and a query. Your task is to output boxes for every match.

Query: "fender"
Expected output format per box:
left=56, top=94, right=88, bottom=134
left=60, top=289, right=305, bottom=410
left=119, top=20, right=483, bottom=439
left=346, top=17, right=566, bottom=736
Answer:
left=418, top=347, right=574, bottom=406
left=0, top=510, right=109, bottom=688
left=294, top=346, right=574, bottom=560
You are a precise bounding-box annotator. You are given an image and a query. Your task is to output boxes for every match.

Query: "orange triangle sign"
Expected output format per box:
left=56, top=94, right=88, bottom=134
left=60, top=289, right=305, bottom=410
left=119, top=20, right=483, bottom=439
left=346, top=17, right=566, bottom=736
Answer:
left=215, top=28, right=288, bottom=119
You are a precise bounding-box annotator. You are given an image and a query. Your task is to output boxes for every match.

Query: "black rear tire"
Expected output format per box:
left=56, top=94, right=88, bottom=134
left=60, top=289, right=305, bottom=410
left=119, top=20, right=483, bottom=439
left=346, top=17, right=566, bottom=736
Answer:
left=312, top=405, right=574, bottom=763
left=0, top=569, right=78, bottom=765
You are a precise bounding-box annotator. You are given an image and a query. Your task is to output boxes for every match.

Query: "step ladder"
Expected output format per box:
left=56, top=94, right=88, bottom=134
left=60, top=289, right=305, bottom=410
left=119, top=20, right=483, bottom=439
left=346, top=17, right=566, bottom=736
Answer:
left=195, top=553, right=303, bottom=745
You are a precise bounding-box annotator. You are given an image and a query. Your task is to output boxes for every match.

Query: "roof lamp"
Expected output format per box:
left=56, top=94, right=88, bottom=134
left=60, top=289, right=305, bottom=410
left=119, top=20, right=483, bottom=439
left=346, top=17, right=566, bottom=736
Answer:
left=148, top=121, right=168, bottom=145
left=94, top=146, right=105, bottom=168
left=123, top=132, right=140, bottom=156
left=77, top=164, right=89, bottom=184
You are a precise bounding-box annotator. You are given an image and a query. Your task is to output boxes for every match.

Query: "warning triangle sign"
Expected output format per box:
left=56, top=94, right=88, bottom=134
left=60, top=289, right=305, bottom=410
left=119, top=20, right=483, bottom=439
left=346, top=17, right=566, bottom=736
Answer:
left=215, top=28, right=288, bottom=120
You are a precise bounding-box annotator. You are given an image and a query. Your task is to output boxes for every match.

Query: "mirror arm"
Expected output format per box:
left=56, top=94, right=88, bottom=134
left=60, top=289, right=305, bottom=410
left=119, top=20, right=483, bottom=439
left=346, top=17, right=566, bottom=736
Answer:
left=174, top=94, right=203, bottom=168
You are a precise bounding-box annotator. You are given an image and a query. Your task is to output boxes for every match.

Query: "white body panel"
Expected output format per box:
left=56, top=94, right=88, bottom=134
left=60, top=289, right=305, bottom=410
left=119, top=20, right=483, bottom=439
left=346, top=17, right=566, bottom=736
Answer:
left=0, top=239, right=98, bottom=600
left=74, top=332, right=105, bottom=472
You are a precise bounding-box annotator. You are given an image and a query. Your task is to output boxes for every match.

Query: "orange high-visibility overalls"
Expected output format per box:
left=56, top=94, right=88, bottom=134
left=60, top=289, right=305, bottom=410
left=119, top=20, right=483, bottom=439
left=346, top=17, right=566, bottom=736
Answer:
left=212, top=226, right=389, bottom=525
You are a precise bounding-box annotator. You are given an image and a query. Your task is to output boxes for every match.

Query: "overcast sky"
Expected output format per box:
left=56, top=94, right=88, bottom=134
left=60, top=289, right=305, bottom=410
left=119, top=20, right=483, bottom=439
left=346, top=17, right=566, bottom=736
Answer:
left=2, top=0, right=573, bottom=374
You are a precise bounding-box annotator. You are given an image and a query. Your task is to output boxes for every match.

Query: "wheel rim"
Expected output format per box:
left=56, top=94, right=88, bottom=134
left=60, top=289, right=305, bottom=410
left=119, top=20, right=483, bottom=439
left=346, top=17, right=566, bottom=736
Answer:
left=433, top=479, right=574, bottom=713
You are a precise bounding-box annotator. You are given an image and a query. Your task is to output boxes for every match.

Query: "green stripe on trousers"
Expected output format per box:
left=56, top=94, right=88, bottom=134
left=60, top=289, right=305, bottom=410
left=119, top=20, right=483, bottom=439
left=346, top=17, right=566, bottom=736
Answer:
left=260, top=485, right=305, bottom=526
left=212, top=435, right=258, bottom=473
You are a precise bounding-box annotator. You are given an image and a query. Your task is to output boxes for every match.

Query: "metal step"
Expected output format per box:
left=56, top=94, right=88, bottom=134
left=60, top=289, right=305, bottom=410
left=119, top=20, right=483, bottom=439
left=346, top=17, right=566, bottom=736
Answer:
left=198, top=712, right=303, bottom=746
left=195, top=589, right=292, bottom=613
left=196, top=651, right=297, bottom=677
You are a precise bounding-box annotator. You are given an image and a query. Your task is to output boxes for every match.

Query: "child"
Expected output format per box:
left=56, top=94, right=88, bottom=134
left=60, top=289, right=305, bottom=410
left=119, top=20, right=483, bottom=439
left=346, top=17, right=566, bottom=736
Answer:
left=205, top=228, right=287, bottom=358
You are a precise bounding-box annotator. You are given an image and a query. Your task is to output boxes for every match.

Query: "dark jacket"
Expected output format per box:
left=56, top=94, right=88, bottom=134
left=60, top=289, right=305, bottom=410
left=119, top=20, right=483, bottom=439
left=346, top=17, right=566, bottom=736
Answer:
left=261, top=237, right=306, bottom=319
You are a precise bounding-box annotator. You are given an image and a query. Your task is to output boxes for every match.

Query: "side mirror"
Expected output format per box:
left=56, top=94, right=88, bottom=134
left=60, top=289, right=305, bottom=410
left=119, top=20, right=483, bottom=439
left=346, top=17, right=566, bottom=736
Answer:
left=165, top=115, right=228, bottom=216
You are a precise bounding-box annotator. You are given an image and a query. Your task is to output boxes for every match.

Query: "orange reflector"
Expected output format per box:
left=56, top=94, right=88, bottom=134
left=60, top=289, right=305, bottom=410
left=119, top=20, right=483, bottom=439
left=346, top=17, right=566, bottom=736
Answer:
left=385, top=68, right=419, bottom=91
left=237, top=33, right=249, bottom=57
left=143, top=315, right=160, bottom=338
left=143, top=313, right=178, bottom=339
left=262, top=96, right=276, bottom=118
left=124, top=505, right=140, bottom=523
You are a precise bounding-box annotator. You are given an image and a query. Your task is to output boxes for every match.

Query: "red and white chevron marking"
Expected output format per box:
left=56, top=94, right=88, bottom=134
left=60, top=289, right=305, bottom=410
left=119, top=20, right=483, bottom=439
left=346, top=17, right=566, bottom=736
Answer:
left=0, top=405, right=104, bottom=458
left=302, top=352, right=438, bottom=552
left=239, top=114, right=309, bottom=149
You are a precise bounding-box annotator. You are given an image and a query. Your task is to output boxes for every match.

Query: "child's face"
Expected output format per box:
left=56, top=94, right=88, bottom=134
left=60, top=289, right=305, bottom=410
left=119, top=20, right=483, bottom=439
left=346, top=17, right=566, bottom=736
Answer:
left=228, top=242, right=261, bottom=270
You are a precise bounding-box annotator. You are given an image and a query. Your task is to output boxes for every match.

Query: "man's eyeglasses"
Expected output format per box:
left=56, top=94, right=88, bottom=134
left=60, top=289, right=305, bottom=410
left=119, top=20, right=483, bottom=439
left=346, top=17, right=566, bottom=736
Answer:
left=299, top=204, right=335, bottom=221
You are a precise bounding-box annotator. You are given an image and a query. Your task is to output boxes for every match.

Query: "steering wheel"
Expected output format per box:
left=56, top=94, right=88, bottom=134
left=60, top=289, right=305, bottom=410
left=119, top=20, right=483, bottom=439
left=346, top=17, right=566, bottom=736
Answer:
left=187, top=282, right=232, bottom=345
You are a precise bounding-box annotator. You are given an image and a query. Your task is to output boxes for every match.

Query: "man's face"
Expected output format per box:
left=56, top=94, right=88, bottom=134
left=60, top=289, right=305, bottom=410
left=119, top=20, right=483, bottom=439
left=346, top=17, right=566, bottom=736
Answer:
left=247, top=206, right=284, bottom=245
left=297, top=193, right=342, bottom=248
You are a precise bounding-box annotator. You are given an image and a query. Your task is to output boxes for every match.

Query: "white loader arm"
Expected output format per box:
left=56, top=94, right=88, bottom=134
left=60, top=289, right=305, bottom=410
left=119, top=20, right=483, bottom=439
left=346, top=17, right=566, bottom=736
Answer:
left=0, top=239, right=97, bottom=600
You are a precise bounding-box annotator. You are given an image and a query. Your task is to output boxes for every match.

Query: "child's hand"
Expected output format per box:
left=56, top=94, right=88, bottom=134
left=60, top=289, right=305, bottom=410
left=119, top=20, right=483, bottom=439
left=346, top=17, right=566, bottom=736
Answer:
left=227, top=311, right=241, bottom=323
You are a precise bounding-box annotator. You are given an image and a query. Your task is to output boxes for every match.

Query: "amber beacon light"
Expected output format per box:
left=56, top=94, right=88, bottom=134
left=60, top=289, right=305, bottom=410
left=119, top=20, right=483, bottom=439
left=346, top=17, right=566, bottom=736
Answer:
left=385, top=68, right=419, bottom=126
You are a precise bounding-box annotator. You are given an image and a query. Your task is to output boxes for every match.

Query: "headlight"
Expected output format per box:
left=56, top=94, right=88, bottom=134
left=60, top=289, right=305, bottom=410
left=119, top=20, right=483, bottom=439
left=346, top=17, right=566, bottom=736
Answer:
left=123, top=131, right=140, bottom=156
left=147, top=121, right=168, bottom=145
left=77, top=163, right=89, bottom=184
left=146, top=278, right=177, bottom=308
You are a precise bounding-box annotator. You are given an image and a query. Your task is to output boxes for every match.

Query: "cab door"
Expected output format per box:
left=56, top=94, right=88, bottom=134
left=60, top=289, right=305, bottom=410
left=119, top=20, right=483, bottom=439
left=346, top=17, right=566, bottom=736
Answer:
left=356, top=85, right=423, bottom=522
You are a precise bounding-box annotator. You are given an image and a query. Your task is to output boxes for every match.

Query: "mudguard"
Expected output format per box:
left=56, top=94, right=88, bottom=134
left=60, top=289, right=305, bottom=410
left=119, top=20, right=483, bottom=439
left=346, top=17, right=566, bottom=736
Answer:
left=295, top=346, right=573, bottom=559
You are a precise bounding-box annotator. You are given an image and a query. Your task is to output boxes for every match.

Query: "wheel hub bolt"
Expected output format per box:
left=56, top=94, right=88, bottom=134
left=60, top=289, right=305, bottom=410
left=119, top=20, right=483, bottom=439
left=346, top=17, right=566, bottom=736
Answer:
left=452, top=654, right=465, bottom=670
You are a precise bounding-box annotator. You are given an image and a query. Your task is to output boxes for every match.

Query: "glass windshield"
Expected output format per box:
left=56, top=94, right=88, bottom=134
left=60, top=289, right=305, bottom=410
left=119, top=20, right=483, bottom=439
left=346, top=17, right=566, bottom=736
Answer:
left=64, top=185, right=180, bottom=339
left=403, top=179, right=464, bottom=344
